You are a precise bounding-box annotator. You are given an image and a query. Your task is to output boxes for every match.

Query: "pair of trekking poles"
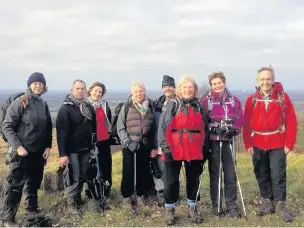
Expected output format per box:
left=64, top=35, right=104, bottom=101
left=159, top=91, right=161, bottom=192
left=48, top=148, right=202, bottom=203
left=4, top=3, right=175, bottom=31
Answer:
left=217, top=121, right=248, bottom=219
left=181, top=120, right=247, bottom=220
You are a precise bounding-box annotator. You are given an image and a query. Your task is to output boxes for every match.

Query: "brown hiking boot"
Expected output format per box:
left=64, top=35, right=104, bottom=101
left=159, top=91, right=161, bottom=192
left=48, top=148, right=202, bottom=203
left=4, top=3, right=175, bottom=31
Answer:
left=188, top=206, right=204, bottom=224
left=165, top=207, right=176, bottom=225
left=257, top=197, right=274, bottom=216
left=275, top=201, right=293, bottom=223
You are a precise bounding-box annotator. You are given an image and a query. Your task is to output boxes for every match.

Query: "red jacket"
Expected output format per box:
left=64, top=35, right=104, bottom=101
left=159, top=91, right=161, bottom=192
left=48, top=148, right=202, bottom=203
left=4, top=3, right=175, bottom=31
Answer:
left=96, top=107, right=109, bottom=141
left=243, top=82, right=297, bottom=151
left=165, top=105, right=205, bottom=161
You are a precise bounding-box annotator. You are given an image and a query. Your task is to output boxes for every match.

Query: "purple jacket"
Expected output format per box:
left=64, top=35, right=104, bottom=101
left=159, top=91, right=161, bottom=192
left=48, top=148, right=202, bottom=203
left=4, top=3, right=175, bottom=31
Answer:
left=200, top=89, right=244, bottom=141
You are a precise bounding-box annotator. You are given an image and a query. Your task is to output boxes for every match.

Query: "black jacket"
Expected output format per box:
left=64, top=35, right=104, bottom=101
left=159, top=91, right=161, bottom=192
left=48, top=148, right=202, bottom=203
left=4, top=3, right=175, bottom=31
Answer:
left=2, top=91, right=52, bottom=152
left=56, top=95, right=96, bottom=157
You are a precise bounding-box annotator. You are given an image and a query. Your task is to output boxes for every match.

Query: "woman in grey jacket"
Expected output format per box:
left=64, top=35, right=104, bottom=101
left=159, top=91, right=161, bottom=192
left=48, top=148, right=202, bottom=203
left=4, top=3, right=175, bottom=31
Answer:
left=0, top=72, right=52, bottom=227
left=117, top=80, right=158, bottom=214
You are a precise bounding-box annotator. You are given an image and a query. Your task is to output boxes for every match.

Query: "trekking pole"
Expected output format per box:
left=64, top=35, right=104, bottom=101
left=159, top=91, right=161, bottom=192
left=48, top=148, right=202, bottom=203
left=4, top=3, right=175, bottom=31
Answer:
left=95, top=144, right=106, bottom=213
left=132, top=152, right=138, bottom=215
left=230, top=137, right=248, bottom=220
left=217, top=140, right=223, bottom=217
left=193, top=164, right=204, bottom=221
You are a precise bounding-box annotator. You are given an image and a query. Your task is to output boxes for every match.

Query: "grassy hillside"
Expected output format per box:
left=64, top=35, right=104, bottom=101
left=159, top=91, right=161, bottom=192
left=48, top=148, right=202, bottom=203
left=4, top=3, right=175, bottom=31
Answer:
left=0, top=114, right=303, bottom=226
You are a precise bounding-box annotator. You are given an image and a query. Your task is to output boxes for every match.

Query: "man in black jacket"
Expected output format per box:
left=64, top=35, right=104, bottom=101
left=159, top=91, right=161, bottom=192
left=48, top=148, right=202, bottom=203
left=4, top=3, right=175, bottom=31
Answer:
left=56, top=79, right=96, bottom=215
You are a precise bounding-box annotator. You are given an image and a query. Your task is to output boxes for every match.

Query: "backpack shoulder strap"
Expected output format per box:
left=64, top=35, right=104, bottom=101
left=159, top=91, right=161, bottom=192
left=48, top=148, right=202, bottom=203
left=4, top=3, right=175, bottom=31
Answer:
left=252, top=94, right=257, bottom=108
left=171, top=98, right=181, bottom=116
left=228, top=93, right=235, bottom=107
left=20, top=95, right=29, bottom=109
left=207, top=92, right=213, bottom=111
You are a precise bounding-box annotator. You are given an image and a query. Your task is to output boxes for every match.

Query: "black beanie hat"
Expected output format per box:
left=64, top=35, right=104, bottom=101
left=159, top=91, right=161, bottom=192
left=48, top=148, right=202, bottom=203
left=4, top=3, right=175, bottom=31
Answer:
left=162, top=75, right=175, bottom=88
left=27, top=72, right=46, bottom=87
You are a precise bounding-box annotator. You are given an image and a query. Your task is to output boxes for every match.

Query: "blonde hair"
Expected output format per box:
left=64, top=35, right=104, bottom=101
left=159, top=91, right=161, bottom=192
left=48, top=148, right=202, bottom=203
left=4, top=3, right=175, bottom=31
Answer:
left=257, top=65, right=275, bottom=81
left=131, top=80, right=146, bottom=93
left=176, top=75, right=199, bottom=98
left=208, top=71, right=226, bottom=85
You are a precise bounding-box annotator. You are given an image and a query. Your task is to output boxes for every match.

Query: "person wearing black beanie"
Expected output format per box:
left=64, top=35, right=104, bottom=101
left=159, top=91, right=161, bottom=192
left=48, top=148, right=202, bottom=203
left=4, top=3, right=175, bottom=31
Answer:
left=151, top=75, right=176, bottom=207
left=0, top=72, right=52, bottom=226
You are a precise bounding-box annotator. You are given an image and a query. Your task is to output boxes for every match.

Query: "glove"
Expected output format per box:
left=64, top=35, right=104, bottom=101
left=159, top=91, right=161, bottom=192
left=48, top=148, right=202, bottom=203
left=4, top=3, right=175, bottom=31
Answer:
left=164, top=153, right=174, bottom=162
left=126, top=141, right=140, bottom=152
left=210, top=126, right=224, bottom=136
left=223, top=127, right=238, bottom=138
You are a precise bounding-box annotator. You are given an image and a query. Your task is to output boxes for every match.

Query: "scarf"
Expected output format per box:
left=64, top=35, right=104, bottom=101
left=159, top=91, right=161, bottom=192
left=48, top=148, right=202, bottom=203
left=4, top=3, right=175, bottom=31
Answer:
left=69, top=95, right=92, bottom=121
left=87, top=97, right=112, bottom=132
left=132, top=95, right=149, bottom=116
left=87, top=96, right=103, bottom=111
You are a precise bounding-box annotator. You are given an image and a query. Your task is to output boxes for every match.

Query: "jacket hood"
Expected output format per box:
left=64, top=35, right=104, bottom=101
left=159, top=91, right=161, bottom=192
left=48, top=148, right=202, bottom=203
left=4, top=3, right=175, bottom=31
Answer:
left=255, top=82, right=284, bottom=97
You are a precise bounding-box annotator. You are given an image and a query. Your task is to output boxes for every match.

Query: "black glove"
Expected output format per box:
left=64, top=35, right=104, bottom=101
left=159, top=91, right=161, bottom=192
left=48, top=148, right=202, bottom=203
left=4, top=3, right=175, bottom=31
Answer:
left=126, top=141, right=140, bottom=152
left=164, top=153, right=174, bottom=162
left=210, top=126, right=224, bottom=136
left=223, top=127, right=238, bottom=138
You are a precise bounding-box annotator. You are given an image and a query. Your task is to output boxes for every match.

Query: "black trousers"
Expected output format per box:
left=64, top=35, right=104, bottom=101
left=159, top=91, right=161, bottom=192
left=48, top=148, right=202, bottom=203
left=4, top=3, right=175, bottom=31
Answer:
left=97, top=139, right=112, bottom=197
left=0, top=152, right=45, bottom=221
left=164, top=160, right=203, bottom=204
left=67, top=152, right=90, bottom=204
left=121, top=148, right=153, bottom=198
left=208, top=141, right=237, bottom=209
left=253, top=147, right=286, bottom=201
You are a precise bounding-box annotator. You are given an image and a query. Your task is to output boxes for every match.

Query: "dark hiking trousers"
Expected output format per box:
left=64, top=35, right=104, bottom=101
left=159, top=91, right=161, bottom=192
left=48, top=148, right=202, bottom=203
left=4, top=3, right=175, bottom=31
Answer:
left=208, top=141, right=237, bottom=209
left=0, top=152, right=45, bottom=221
left=253, top=147, right=286, bottom=201
left=164, top=160, right=203, bottom=205
left=67, top=151, right=90, bottom=204
left=121, top=148, right=153, bottom=198
left=97, top=139, right=112, bottom=197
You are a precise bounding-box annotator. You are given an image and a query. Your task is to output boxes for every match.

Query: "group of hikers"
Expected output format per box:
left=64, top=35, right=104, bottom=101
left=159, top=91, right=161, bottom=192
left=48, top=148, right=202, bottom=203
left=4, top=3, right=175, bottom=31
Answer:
left=0, top=66, right=297, bottom=226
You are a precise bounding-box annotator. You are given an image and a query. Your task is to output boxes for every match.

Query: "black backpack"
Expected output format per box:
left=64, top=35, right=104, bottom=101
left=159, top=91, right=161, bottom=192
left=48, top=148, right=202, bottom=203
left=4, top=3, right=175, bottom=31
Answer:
left=0, top=92, right=28, bottom=142
left=111, top=102, right=131, bottom=145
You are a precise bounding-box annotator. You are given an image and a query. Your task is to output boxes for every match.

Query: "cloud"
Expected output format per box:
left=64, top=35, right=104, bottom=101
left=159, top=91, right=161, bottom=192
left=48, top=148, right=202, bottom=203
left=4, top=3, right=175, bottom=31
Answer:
left=0, top=0, right=304, bottom=90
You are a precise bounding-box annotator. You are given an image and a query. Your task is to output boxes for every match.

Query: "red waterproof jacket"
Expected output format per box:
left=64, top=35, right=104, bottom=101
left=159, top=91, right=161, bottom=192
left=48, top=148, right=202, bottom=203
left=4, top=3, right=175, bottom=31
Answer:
left=243, top=82, right=297, bottom=151
left=158, top=98, right=208, bottom=161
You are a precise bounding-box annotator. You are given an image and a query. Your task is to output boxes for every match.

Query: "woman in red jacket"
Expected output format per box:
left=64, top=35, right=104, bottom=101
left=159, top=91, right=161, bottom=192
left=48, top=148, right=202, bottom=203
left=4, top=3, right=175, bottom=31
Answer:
left=158, top=75, right=209, bottom=225
left=86, top=82, right=112, bottom=209
left=243, top=66, right=297, bottom=223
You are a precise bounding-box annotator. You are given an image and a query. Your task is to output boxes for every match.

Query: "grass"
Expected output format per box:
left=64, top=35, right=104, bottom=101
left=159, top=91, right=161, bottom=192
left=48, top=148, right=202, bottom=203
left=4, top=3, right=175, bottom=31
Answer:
left=0, top=114, right=304, bottom=226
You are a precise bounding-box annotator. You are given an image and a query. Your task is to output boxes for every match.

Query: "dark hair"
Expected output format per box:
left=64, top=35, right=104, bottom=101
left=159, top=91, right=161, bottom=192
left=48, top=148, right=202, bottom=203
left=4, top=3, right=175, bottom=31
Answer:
left=88, top=82, right=107, bottom=97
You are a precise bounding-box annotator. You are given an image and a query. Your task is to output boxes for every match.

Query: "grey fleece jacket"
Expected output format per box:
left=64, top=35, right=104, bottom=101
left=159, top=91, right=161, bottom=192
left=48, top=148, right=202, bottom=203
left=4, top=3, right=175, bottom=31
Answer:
left=2, top=92, right=53, bottom=152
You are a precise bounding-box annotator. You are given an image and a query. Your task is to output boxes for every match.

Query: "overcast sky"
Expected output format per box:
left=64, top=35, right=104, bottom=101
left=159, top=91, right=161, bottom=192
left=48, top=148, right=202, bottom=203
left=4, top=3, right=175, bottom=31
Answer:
left=0, top=0, right=304, bottom=91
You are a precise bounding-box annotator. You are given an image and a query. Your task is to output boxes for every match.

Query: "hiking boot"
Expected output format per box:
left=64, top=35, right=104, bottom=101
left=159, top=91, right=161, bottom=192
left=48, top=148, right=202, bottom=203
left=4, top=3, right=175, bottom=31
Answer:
left=257, top=197, right=274, bottom=216
left=123, top=197, right=132, bottom=208
left=275, top=201, right=293, bottom=223
left=165, top=207, right=176, bottom=225
left=226, top=208, right=241, bottom=218
left=104, top=198, right=113, bottom=210
left=25, top=208, right=42, bottom=217
left=188, top=206, right=204, bottom=224
left=157, top=191, right=165, bottom=207
left=0, top=220, right=19, bottom=227
left=68, top=202, right=82, bottom=216
left=212, top=205, right=225, bottom=216
left=137, top=195, right=148, bottom=208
